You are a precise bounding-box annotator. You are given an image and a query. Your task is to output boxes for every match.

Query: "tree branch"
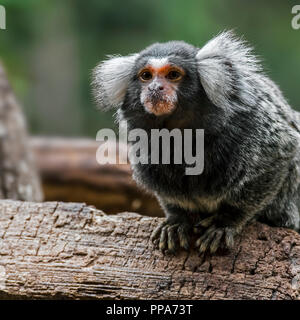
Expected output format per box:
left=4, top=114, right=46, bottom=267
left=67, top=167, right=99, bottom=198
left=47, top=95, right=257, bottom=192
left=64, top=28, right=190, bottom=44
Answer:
left=0, top=200, right=299, bottom=299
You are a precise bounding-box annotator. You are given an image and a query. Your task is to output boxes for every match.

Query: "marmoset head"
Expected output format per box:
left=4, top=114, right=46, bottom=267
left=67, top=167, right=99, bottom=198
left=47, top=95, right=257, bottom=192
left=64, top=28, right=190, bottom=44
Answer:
left=93, top=41, right=201, bottom=118
left=133, top=42, right=199, bottom=116
left=92, top=31, right=260, bottom=123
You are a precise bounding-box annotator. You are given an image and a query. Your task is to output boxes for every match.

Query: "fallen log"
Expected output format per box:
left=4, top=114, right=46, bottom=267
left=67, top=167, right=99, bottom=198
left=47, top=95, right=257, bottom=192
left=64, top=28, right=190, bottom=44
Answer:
left=30, top=136, right=163, bottom=216
left=0, top=199, right=299, bottom=300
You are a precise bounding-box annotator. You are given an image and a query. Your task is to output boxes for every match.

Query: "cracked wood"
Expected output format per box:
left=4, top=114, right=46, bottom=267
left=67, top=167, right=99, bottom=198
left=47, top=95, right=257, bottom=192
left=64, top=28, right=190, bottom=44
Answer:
left=0, top=200, right=299, bottom=299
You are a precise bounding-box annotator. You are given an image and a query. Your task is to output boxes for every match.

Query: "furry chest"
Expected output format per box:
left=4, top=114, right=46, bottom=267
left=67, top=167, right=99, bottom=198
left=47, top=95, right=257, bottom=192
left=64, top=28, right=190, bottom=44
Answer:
left=161, top=195, right=223, bottom=213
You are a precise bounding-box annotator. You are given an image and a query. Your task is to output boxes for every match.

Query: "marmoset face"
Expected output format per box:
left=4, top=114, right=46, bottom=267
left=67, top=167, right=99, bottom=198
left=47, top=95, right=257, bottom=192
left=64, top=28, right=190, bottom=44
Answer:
left=137, top=58, right=185, bottom=116
left=92, top=39, right=214, bottom=124
left=132, top=42, right=200, bottom=117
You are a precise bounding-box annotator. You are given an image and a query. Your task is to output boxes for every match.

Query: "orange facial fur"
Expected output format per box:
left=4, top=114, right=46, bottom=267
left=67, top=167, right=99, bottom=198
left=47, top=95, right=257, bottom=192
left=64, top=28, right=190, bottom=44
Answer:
left=138, top=64, right=185, bottom=80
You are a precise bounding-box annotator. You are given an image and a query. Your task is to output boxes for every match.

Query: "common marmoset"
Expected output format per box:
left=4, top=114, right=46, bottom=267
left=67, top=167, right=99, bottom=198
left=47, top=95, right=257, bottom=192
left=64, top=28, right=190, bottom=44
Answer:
left=92, top=31, right=300, bottom=255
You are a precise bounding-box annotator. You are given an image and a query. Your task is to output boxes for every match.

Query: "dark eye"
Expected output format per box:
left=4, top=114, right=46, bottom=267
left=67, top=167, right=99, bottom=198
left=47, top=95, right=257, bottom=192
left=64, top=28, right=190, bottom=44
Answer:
left=139, top=71, right=152, bottom=81
left=166, top=70, right=182, bottom=81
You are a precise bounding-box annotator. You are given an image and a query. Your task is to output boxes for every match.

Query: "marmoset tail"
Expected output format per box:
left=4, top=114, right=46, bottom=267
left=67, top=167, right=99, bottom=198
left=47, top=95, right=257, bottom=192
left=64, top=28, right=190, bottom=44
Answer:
left=92, top=31, right=300, bottom=255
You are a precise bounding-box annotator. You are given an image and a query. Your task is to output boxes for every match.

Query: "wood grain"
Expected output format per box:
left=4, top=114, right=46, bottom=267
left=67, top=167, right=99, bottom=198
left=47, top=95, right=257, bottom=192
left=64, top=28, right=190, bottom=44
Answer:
left=0, top=200, right=299, bottom=300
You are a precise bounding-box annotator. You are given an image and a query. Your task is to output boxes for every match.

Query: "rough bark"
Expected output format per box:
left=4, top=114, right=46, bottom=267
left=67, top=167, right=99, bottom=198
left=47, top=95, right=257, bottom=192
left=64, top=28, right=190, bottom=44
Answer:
left=0, top=199, right=299, bottom=300
left=30, top=136, right=163, bottom=216
left=0, top=62, right=43, bottom=201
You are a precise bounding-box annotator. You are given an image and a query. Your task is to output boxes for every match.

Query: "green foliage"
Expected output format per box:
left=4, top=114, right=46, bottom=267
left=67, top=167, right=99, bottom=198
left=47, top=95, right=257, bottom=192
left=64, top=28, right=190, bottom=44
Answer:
left=0, top=0, right=299, bottom=136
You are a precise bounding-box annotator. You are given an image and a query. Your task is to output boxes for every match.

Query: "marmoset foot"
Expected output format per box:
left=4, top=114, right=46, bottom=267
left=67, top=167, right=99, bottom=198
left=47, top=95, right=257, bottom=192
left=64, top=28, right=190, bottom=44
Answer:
left=151, top=219, right=191, bottom=254
left=195, top=224, right=236, bottom=254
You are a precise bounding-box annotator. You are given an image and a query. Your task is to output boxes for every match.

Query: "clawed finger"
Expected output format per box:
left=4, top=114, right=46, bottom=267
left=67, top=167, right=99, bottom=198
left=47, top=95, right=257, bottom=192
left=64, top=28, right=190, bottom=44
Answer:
left=152, top=220, right=190, bottom=254
left=195, top=226, right=235, bottom=254
left=178, top=224, right=190, bottom=250
left=159, top=225, right=168, bottom=251
left=150, top=221, right=167, bottom=243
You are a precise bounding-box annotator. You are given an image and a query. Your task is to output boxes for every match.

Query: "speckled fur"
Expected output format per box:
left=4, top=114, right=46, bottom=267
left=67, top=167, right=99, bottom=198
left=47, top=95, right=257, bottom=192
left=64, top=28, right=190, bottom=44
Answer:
left=93, top=31, right=300, bottom=254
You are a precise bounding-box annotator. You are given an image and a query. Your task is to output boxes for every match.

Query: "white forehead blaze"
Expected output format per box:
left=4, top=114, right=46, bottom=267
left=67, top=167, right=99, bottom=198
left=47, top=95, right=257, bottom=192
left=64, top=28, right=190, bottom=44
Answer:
left=147, top=57, right=169, bottom=68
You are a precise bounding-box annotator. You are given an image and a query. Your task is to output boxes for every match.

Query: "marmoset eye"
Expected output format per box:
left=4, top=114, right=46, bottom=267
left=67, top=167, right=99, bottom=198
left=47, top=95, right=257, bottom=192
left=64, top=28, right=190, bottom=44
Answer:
left=166, top=70, right=182, bottom=81
left=139, top=71, right=152, bottom=81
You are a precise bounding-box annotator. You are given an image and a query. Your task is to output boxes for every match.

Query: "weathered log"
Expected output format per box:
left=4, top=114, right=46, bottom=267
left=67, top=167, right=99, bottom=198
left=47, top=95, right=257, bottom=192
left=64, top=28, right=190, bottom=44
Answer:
left=0, top=63, right=43, bottom=201
left=0, top=199, right=299, bottom=300
left=30, top=136, right=163, bottom=216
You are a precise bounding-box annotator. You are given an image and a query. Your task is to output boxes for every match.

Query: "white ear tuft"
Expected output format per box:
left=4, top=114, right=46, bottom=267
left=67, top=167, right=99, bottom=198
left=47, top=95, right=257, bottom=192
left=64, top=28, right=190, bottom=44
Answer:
left=92, top=54, right=138, bottom=110
left=196, top=31, right=262, bottom=109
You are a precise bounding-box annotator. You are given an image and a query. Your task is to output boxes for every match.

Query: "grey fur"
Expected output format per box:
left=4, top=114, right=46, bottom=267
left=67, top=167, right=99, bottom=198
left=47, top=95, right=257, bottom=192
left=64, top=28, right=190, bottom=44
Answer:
left=92, top=54, right=138, bottom=110
left=196, top=31, right=262, bottom=112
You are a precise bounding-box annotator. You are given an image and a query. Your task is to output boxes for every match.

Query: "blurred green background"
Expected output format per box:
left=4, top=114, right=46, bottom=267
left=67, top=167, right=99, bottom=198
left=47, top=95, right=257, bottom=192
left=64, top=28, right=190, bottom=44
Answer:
left=0, top=0, right=299, bottom=137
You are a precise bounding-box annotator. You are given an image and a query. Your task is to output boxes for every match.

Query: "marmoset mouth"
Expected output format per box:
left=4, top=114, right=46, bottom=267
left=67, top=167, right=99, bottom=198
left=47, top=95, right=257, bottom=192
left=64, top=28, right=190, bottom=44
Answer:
left=144, top=100, right=176, bottom=116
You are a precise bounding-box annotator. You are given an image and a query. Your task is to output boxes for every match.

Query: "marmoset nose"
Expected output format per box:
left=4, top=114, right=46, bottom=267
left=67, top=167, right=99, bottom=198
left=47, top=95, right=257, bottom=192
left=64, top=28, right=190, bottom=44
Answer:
left=148, top=83, right=164, bottom=92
